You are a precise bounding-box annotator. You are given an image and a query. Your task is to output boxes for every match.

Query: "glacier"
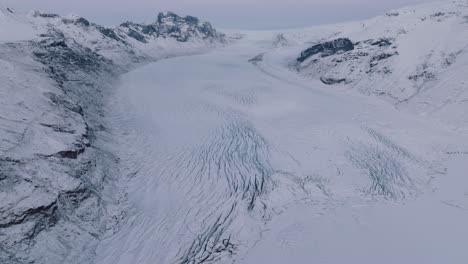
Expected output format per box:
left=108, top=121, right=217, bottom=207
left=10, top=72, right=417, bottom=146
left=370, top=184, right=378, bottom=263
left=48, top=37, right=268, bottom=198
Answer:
left=1, top=1, right=468, bottom=264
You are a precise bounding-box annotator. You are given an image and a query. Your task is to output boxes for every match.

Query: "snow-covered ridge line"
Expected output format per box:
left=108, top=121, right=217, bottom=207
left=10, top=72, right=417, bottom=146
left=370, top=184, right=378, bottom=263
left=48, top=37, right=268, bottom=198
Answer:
left=1, top=7, right=225, bottom=64
left=0, top=8, right=224, bottom=264
left=270, top=0, right=468, bottom=130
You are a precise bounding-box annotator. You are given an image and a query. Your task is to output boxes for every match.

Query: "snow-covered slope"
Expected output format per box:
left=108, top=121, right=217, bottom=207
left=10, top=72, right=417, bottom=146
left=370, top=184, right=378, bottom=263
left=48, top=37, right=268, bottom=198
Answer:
left=264, top=0, right=468, bottom=131
left=0, top=7, right=36, bottom=42
left=0, top=8, right=223, bottom=264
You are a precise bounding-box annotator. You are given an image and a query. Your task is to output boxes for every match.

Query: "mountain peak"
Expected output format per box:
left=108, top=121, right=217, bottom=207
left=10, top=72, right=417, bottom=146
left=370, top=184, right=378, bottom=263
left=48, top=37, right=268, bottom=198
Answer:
left=119, top=11, right=224, bottom=43
left=157, top=11, right=200, bottom=25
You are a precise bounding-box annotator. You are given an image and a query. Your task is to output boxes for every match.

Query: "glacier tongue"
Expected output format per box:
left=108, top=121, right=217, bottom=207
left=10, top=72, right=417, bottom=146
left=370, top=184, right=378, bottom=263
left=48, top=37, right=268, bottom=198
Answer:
left=95, top=28, right=468, bottom=263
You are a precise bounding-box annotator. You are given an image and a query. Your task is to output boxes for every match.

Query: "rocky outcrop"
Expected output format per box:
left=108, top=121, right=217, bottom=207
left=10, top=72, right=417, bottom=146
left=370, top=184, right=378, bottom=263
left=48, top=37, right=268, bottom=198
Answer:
left=119, top=12, right=224, bottom=43
left=297, top=38, right=354, bottom=62
left=320, top=76, right=348, bottom=85
left=296, top=37, right=399, bottom=88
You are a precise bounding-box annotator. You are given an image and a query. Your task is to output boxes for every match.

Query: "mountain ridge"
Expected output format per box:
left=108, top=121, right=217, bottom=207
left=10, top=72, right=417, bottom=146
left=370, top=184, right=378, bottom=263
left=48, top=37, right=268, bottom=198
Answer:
left=0, top=9, right=224, bottom=264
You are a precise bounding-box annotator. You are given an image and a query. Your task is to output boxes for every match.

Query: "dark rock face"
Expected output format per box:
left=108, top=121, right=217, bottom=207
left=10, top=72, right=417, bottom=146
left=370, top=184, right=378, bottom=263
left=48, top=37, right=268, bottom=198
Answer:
left=0, top=200, right=59, bottom=229
left=296, top=37, right=399, bottom=87
left=74, top=17, right=90, bottom=27
left=43, top=92, right=84, bottom=115
left=371, top=38, right=392, bottom=47
left=62, top=17, right=90, bottom=27
left=119, top=12, right=224, bottom=43
left=386, top=12, right=400, bottom=17
left=52, top=148, right=86, bottom=159
left=126, top=29, right=147, bottom=43
left=297, top=38, right=354, bottom=62
left=370, top=51, right=399, bottom=67
left=248, top=53, right=265, bottom=64
left=431, top=12, right=445, bottom=17
left=320, top=77, right=348, bottom=85
left=96, top=26, right=123, bottom=42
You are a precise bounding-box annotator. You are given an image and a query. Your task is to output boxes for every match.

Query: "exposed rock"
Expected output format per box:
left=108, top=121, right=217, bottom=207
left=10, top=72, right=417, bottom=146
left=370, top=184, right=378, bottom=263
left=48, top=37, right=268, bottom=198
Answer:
left=386, top=12, right=400, bottom=17
left=370, top=38, right=392, bottom=47
left=370, top=51, right=399, bottom=67
left=52, top=148, right=85, bottom=159
left=118, top=12, right=224, bottom=43
left=126, top=29, right=147, bottom=43
left=297, top=37, right=397, bottom=87
left=32, top=11, right=60, bottom=18
left=248, top=53, right=264, bottom=64
left=431, top=12, right=446, bottom=17
left=297, top=38, right=354, bottom=62
left=0, top=36, right=112, bottom=264
left=320, top=77, right=348, bottom=85
left=44, top=92, right=84, bottom=115
left=0, top=200, right=58, bottom=229
left=39, top=123, right=76, bottom=134
left=62, top=17, right=91, bottom=27
left=95, top=26, right=123, bottom=42
left=408, top=70, right=436, bottom=82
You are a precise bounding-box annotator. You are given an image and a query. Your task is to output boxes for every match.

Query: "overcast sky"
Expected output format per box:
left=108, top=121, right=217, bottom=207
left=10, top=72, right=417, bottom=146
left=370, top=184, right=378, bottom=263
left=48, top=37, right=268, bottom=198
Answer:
left=2, top=0, right=437, bottom=29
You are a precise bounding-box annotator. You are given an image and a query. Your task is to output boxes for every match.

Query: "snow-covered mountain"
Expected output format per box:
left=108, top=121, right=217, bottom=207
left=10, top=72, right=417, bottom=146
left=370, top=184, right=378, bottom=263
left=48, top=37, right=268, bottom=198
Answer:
left=0, top=8, right=224, bottom=264
left=271, top=1, right=468, bottom=131
left=1, top=1, right=468, bottom=264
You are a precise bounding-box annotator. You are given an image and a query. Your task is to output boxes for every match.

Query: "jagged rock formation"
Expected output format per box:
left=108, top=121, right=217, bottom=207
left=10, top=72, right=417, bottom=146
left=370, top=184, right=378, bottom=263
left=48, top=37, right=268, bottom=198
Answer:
left=297, top=37, right=398, bottom=85
left=119, top=12, right=224, bottom=43
left=297, top=38, right=354, bottom=62
left=30, top=11, right=224, bottom=45
left=26, top=10, right=224, bottom=67
left=0, top=8, right=224, bottom=264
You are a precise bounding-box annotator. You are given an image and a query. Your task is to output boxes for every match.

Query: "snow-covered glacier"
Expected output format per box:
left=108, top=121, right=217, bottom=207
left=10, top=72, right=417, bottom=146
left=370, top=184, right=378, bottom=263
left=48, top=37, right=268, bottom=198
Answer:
left=1, top=1, right=468, bottom=264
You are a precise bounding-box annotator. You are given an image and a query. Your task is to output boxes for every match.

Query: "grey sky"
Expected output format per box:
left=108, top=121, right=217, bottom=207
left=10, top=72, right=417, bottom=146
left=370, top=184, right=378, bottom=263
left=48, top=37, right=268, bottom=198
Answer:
left=2, top=0, right=437, bottom=29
